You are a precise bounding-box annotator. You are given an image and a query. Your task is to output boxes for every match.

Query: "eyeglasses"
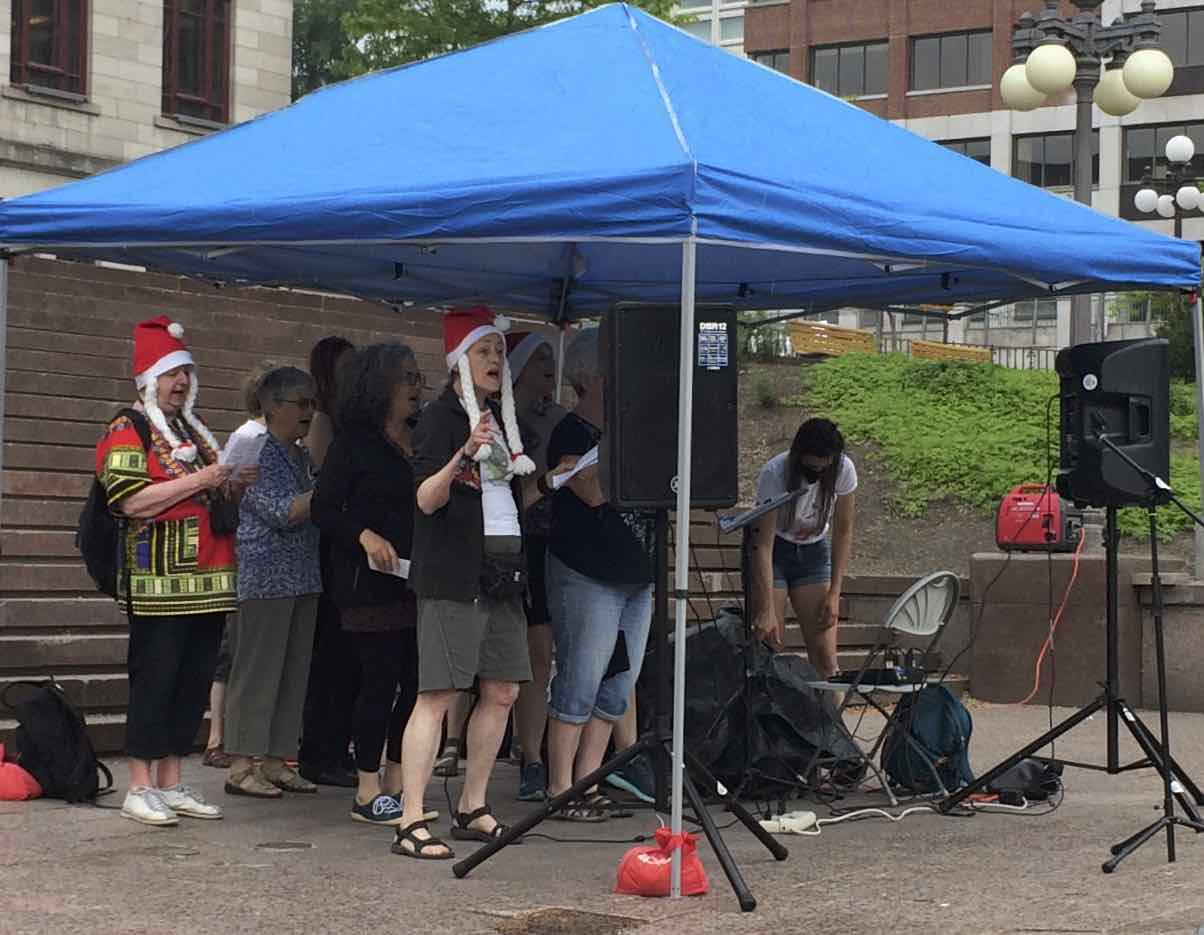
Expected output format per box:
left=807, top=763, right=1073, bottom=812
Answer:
left=399, top=371, right=425, bottom=387
left=281, top=397, right=316, bottom=411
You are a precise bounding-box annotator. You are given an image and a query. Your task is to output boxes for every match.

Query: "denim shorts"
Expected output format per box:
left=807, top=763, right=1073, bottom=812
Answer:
left=772, top=535, right=832, bottom=589
left=546, top=552, right=653, bottom=725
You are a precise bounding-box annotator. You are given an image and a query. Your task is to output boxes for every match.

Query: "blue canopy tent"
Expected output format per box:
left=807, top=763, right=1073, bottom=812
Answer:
left=0, top=4, right=1197, bottom=895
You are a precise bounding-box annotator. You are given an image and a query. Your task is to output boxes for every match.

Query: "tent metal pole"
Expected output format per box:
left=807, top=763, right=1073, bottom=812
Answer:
left=1193, top=295, right=1204, bottom=579
left=671, top=238, right=697, bottom=899
left=0, top=258, right=8, bottom=535
left=555, top=324, right=567, bottom=405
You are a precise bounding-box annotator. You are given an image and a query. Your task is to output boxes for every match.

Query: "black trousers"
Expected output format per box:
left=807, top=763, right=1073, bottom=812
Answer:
left=298, top=595, right=360, bottom=769
left=126, top=612, right=225, bottom=761
left=351, top=628, right=419, bottom=772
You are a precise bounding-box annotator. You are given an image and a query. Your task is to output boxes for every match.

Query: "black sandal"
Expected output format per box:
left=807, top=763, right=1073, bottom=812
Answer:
left=584, top=790, right=633, bottom=819
left=451, top=804, right=522, bottom=843
left=550, top=797, right=608, bottom=823
left=391, top=820, right=455, bottom=860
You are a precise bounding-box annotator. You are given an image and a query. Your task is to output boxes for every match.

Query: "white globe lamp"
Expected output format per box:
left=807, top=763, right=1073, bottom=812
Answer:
left=1177, top=185, right=1201, bottom=212
left=1122, top=48, right=1174, bottom=99
left=1134, top=187, right=1160, bottom=213
left=1026, top=43, right=1077, bottom=95
left=1166, top=134, right=1196, bottom=166
left=1000, top=63, right=1046, bottom=110
left=1156, top=194, right=1176, bottom=218
left=1094, top=67, right=1140, bottom=116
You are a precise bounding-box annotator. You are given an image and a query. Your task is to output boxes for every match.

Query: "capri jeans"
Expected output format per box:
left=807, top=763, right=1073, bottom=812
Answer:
left=546, top=552, right=653, bottom=726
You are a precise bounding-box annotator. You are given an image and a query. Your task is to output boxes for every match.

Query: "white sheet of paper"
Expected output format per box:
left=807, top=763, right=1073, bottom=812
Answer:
left=551, top=445, right=599, bottom=490
left=368, top=555, right=411, bottom=579
left=221, top=431, right=267, bottom=467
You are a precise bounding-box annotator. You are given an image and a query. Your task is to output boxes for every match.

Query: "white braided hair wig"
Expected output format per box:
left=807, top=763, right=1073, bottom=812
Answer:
left=138, top=325, right=221, bottom=463
left=455, top=322, right=535, bottom=477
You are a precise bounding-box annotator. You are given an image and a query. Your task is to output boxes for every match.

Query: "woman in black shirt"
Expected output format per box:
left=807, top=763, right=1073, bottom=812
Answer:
left=311, top=343, right=425, bottom=827
left=544, top=327, right=654, bottom=820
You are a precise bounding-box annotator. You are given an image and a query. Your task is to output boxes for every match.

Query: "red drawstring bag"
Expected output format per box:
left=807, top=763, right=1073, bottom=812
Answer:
left=615, top=828, right=709, bottom=897
left=0, top=743, right=42, bottom=801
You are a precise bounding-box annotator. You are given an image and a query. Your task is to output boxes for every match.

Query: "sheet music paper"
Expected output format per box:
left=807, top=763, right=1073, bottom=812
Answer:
left=550, top=445, right=599, bottom=490
left=367, top=555, right=411, bottom=579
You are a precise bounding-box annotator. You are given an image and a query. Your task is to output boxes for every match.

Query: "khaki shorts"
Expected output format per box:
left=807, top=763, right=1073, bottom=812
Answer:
left=417, top=595, right=531, bottom=692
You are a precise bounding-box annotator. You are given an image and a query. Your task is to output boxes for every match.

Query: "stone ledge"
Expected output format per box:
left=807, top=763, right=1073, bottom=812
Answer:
left=1, top=84, right=101, bottom=117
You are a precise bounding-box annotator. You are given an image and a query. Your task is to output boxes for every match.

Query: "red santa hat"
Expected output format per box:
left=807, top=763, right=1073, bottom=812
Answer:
left=131, top=316, right=220, bottom=464
left=443, top=307, right=534, bottom=476
left=134, top=315, right=193, bottom=388
left=505, top=331, right=554, bottom=383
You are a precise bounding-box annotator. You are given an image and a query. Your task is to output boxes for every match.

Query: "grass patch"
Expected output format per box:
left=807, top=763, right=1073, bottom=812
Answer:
left=793, top=353, right=1200, bottom=540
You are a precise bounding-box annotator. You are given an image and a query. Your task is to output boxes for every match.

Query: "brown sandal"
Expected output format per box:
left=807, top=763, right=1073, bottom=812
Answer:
left=202, top=746, right=232, bottom=769
left=224, top=766, right=282, bottom=799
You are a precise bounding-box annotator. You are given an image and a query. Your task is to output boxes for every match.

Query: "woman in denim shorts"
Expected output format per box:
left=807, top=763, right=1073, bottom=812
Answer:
left=748, top=418, right=857, bottom=678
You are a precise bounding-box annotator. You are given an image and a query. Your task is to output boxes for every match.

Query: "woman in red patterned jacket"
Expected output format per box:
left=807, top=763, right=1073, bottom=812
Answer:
left=95, top=316, right=253, bottom=827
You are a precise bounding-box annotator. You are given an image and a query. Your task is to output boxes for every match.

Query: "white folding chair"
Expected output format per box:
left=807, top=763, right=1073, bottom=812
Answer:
left=805, top=571, right=961, bottom=805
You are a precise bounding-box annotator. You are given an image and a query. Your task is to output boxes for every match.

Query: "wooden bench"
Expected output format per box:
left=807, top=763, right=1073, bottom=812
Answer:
left=787, top=321, right=876, bottom=357
left=910, top=339, right=991, bottom=364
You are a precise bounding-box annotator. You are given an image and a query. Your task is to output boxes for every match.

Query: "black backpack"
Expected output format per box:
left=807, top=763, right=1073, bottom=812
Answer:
left=2, top=679, right=113, bottom=802
left=76, top=408, right=151, bottom=600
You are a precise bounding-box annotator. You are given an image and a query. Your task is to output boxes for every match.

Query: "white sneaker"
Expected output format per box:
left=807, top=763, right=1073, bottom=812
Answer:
left=120, top=786, right=179, bottom=827
left=158, top=784, right=223, bottom=820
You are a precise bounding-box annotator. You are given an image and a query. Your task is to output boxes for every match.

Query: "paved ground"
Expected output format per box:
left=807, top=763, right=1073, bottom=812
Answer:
left=5, top=703, right=1204, bottom=935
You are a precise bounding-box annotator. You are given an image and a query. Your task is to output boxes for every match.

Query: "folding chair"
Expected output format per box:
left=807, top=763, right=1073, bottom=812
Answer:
left=804, top=570, right=961, bottom=806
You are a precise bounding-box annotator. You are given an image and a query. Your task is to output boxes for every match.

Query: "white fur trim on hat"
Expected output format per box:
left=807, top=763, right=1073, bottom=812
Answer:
left=135, top=348, right=195, bottom=389
left=507, top=333, right=553, bottom=383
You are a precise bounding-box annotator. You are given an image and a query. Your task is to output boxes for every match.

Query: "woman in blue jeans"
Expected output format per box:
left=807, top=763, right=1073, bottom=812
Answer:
left=544, top=327, right=654, bottom=821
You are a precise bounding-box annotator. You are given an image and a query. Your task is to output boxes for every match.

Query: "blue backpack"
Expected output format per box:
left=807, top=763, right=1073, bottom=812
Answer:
left=882, top=685, right=973, bottom=794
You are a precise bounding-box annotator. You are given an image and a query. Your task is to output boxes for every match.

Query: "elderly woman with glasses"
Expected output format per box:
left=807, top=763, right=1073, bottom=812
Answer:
left=223, top=366, right=323, bottom=799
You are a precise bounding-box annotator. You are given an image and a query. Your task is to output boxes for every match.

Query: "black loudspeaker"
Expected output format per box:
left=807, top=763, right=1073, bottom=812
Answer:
left=1055, top=337, right=1170, bottom=508
left=602, top=305, right=738, bottom=509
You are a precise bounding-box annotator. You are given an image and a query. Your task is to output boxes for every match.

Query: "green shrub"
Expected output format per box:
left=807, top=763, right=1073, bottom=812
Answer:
left=792, top=353, right=1201, bottom=540
left=753, top=376, right=779, bottom=409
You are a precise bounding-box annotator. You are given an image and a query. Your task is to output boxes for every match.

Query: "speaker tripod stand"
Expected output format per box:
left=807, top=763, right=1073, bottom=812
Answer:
left=939, top=434, right=1204, bottom=872
left=452, top=510, right=788, bottom=910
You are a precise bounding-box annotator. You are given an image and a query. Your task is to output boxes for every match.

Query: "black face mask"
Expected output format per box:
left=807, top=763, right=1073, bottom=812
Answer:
left=799, top=465, right=824, bottom=484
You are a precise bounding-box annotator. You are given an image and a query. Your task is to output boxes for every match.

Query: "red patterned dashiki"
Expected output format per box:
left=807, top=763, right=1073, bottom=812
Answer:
left=95, top=413, right=237, bottom=616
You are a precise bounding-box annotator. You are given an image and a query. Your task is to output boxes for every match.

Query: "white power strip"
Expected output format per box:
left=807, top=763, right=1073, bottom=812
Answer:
left=757, top=810, right=818, bottom=834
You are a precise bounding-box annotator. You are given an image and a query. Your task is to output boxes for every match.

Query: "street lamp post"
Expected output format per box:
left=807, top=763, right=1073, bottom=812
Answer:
left=1000, top=0, right=1175, bottom=346
left=1135, top=136, right=1204, bottom=577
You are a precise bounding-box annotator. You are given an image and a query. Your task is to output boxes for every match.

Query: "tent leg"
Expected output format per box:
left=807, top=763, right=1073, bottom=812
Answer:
left=0, top=258, right=9, bottom=537
left=671, top=239, right=697, bottom=899
left=1193, top=296, right=1204, bottom=579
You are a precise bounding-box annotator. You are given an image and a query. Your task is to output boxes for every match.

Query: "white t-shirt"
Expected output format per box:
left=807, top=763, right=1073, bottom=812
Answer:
left=754, top=450, right=857, bottom=545
left=479, top=420, right=522, bottom=537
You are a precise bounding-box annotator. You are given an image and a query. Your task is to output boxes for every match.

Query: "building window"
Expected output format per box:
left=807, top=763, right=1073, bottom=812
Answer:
left=1123, top=122, right=1204, bottom=183
left=1013, top=131, right=1099, bottom=189
left=1161, top=8, right=1204, bottom=67
left=910, top=31, right=992, bottom=91
left=810, top=41, right=888, bottom=97
left=1013, top=299, right=1058, bottom=323
left=752, top=50, right=789, bottom=74
left=941, top=137, right=991, bottom=166
left=163, top=0, right=231, bottom=125
left=10, top=0, right=88, bottom=97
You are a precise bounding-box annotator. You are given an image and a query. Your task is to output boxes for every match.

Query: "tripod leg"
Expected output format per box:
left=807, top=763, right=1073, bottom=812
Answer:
left=939, top=694, right=1108, bottom=812
left=681, top=768, right=757, bottom=912
left=685, top=749, right=788, bottom=861
left=452, top=736, right=649, bottom=879
left=1103, top=817, right=1169, bottom=874
left=1118, top=706, right=1204, bottom=824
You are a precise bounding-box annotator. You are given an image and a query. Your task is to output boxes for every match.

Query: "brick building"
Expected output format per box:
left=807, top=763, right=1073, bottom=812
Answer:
left=722, top=0, right=1204, bottom=346
left=0, top=0, right=292, bottom=197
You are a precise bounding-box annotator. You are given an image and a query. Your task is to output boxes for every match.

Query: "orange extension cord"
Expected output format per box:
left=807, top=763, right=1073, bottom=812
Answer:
left=1017, top=526, right=1087, bottom=706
